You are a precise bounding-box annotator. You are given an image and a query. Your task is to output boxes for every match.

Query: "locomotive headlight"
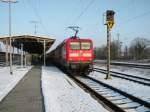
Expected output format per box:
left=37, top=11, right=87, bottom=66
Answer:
left=83, top=53, right=92, bottom=57
left=69, top=53, right=79, bottom=57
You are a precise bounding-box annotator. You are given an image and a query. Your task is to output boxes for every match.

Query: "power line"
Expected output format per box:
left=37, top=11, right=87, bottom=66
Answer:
left=114, top=10, right=150, bottom=42
left=26, top=0, right=49, bottom=35
left=119, top=10, right=150, bottom=27
left=72, top=0, right=95, bottom=24
left=30, top=20, right=38, bottom=35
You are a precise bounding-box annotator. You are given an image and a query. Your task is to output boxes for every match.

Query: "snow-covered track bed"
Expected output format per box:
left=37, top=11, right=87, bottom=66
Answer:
left=94, top=61, right=150, bottom=69
left=94, top=68, right=150, bottom=86
left=70, top=75, right=150, bottom=112
left=111, top=62, right=150, bottom=69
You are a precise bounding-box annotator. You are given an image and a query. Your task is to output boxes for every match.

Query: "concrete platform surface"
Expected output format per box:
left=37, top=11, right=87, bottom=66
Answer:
left=0, top=66, right=44, bottom=112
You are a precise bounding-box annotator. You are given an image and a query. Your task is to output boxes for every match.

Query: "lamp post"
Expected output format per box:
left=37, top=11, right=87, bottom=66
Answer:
left=30, top=21, right=39, bottom=35
left=0, top=0, right=18, bottom=74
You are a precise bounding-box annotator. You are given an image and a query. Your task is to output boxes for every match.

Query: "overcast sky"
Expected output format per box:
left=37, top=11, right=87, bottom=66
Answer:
left=0, top=0, right=150, bottom=48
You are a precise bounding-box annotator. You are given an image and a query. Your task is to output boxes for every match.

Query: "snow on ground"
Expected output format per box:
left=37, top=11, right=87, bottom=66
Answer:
left=95, top=63, right=150, bottom=78
left=95, top=60, right=150, bottom=78
left=89, top=69, right=150, bottom=103
left=0, top=66, right=32, bottom=101
left=94, top=59, right=150, bottom=64
left=110, top=65, right=150, bottom=78
left=42, top=66, right=109, bottom=112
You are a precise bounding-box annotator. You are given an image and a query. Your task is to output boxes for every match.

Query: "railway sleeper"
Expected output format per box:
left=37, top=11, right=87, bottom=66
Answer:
left=115, top=101, right=133, bottom=105
left=110, top=97, right=127, bottom=101
left=96, top=90, right=110, bottom=93
left=124, top=106, right=141, bottom=110
left=108, top=95, right=123, bottom=99
left=109, top=95, right=126, bottom=99
left=98, top=92, right=110, bottom=95
left=101, top=93, right=117, bottom=97
left=96, top=88, right=110, bottom=92
left=90, top=86, right=109, bottom=90
left=101, top=92, right=120, bottom=96
left=119, top=102, right=141, bottom=109
left=112, top=98, right=133, bottom=104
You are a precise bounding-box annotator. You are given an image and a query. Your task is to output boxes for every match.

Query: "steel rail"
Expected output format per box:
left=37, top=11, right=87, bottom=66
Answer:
left=94, top=68, right=150, bottom=86
left=111, top=62, right=150, bottom=69
left=68, top=75, right=126, bottom=112
left=86, top=76, right=150, bottom=109
left=69, top=75, right=150, bottom=111
left=94, top=61, right=150, bottom=69
left=94, top=67, right=150, bottom=81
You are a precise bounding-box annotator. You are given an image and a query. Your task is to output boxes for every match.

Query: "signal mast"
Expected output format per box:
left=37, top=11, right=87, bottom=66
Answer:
left=104, top=10, right=115, bottom=80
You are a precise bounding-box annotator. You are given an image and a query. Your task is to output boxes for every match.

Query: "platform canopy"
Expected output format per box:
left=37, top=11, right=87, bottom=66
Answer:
left=0, top=35, right=55, bottom=54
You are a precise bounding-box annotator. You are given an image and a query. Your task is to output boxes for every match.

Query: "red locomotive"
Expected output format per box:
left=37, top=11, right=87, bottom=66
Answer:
left=47, top=27, right=94, bottom=75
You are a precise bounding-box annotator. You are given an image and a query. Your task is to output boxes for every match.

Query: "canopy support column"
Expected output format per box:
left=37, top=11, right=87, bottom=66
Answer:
left=43, top=39, right=46, bottom=66
left=12, top=39, right=14, bottom=64
left=21, top=44, right=23, bottom=67
left=5, top=39, right=8, bottom=66
left=24, top=51, right=27, bottom=67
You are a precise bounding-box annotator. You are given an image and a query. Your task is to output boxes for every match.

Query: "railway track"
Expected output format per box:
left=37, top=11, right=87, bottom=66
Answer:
left=94, top=68, right=150, bottom=86
left=69, top=75, right=150, bottom=112
left=111, top=62, right=150, bottom=69
left=94, top=61, right=150, bottom=69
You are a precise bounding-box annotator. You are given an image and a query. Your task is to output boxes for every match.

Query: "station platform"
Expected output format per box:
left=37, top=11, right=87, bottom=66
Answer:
left=0, top=66, right=44, bottom=112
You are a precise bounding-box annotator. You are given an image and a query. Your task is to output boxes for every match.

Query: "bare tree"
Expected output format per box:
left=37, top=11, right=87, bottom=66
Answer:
left=123, top=45, right=129, bottom=59
left=110, top=40, right=122, bottom=60
left=94, top=45, right=107, bottom=59
left=95, top=39, right=122, bottom=60
left=129, top=37, right=150, bottom=60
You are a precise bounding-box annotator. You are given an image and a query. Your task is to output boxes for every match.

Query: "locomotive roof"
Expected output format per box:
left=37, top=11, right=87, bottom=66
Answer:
left=58, top=37, right=92, bottom=46
left=0, top=35, right=55, bottom=54
left=66, top=37, right=92, bottom=41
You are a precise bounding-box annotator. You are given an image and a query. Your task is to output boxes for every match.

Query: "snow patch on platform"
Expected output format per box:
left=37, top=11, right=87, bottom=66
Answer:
left=42, top=66, right=108, bottom=112
left=0, top=66, right=32, bottom=101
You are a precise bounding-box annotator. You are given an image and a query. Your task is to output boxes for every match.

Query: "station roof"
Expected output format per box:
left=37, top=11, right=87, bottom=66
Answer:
left=0, top=35, right=55, bottom=54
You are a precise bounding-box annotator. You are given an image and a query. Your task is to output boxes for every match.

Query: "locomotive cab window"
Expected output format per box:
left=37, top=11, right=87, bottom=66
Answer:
left=70, top=42, right=80, bottom=50
left=81, top=42, right=91, bottom=50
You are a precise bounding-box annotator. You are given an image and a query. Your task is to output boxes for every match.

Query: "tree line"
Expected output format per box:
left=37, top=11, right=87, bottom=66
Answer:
left=94, top=37, right=150, bottom=61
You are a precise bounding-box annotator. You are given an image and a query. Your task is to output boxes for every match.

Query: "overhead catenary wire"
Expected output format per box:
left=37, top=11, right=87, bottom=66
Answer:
left=108, top=1, right=150, bottom=44
left=118, top=10, right=150, bottom=27
left=72, top=0, right=95, bottom=24
left=65, top=0, right=96, bottom=38
left=26, top=0, right=49, bottom=36
left=115, top=10, right=150, bottom=43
